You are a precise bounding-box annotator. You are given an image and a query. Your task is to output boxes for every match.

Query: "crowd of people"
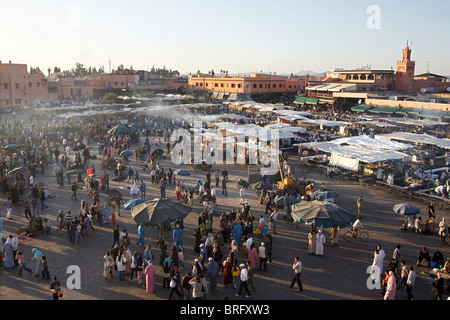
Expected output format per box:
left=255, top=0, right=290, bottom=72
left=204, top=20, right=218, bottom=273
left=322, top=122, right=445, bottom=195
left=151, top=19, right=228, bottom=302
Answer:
left=1, top=103, right=449, bottom=301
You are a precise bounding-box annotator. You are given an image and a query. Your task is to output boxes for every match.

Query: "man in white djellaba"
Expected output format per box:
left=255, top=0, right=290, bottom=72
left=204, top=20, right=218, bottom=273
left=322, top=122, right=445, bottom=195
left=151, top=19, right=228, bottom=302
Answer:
left=315, top=229, right=325, bottom=256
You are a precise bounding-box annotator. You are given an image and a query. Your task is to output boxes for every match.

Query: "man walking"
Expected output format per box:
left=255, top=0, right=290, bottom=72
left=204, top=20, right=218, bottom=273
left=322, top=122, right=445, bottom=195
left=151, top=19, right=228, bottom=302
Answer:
left=221, top=177, right=227, bottom=196
left=269, top=210, right=278, bottom=234
left=139, top=180, right=146, bottom=200
left=235, top=263, right=252, bottom=298
left=40, top=188, right=48, bottom=210
left=406, top=266, right=416, bottom=300
left=215, top=169, right=220, bottom=187
left=71, top=182, right=78, bottom=201
left=357, top=196, right=364, bottom=216
left=289, top=256, right=303, bottom=291
left=160, top=178, right=166, bottom=198
left=103, top=171, right=109, bottom=190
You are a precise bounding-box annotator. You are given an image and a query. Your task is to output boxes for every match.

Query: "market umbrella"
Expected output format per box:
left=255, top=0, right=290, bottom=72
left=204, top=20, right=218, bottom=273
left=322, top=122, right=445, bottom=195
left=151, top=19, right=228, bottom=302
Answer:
left=274, top=195, right=299, bottom=205
left=175, top=169, right=191, bottom=176
left=67, top=169, right=85, bottom=174
left=6, top=167, right=24, bottom=176
left=314, top=191, right=338, bottom=201
left=290, top=201, right=356, bottom=229
left=105, top=188, right=122, bottom=199
left=130, top=122, right=142, bottom=128
left=120, top=150, right=134, bottom=157
left=123, top=199, right=147, bottom=210
left=131, top=198, right=191, bottom=227
left=393, top=203, right=420, bottom=216
left=4, top=144, right=21, bottom=152
left=253, top=180, right=272, bottom=190
left=108, top=125, right=131, bottom=136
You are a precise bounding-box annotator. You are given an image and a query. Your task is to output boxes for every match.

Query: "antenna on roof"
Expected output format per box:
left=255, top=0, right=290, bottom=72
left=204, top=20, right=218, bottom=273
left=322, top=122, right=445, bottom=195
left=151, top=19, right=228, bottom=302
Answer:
left=426, top=61, right=430, bottom=73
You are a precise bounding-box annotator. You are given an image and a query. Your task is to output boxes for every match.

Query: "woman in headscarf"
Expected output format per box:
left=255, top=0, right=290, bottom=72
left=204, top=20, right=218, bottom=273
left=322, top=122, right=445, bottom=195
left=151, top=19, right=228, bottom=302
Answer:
left=2, top=237, right=15, bottom=269
left=247, top=243, right=259, bottom=269
left=144, top=260, right=156, bottom=293
left=170, top=245, right=179, bottom=268
left=31, top=248, right=43, bottom=276
left=308, top=230, right=316, bottom=255
left=130, top=251, right=140, bottom=281
left=439, top=218, right=448, bottom=244
left=221, top=256, right=233, bottom=288
left=130, top=183, right=139, bottom=200
left=103, top=251, right=114, bottom=280
left=384, top=271, right=397, bottom=300
left=227, top=240, right=237, bottom=263
left=193, top=227, right=202, bottom=254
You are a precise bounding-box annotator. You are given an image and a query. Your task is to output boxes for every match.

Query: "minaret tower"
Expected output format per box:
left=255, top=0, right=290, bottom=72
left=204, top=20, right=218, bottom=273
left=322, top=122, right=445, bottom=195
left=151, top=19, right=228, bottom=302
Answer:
left=396, top=41, right=416, bottom=93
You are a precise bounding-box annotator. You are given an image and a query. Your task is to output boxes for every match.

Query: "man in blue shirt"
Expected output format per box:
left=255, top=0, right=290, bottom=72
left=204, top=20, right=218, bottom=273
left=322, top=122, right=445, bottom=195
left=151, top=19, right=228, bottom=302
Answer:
left=139, top=180, right=146, bottom=199
left=173, top=224, right=183, bottom=250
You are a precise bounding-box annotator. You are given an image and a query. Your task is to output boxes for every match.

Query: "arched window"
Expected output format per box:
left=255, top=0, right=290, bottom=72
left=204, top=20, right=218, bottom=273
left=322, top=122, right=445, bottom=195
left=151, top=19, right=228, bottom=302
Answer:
left=360, top=74, right=367, bottom=80
left=353, top=74, right=359, bottom=80
left=368, top=74, right=374, bottom=80
left=346, top=74, right=352, bottom=80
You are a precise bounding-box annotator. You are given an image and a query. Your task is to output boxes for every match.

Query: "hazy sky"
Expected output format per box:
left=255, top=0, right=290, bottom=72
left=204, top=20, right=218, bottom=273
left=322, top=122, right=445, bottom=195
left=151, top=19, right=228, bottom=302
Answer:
left=1, top=0, right=449, bottom=75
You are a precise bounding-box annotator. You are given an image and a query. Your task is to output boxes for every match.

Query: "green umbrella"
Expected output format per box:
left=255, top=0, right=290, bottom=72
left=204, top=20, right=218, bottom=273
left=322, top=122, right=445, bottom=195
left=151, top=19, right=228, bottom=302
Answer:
left=290, top=201, right=356, bottom=229
left=131, top=198, right=191, bottom=227
left=4, top=144, right=21, bottom=152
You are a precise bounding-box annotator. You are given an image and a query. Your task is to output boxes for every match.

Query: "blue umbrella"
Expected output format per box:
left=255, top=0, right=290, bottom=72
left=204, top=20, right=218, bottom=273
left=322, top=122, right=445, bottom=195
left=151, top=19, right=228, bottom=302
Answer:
left=120, top=150, right=134, bottom=157
left=274, top=195, right=299, bottom=205
left=175, top=169, right=191, bottom=176
left=393, top=203, right=420, bottom=216
left=130, top=122, right=142, bottom=128
left=108, top=125, right=131, bottom=135
left=124, top=199, right=147, bottom=210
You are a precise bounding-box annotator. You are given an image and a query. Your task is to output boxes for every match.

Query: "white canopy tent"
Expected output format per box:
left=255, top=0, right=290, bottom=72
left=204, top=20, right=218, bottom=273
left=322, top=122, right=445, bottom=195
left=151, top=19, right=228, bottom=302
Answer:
left=376, top=132, right=450, bottom=150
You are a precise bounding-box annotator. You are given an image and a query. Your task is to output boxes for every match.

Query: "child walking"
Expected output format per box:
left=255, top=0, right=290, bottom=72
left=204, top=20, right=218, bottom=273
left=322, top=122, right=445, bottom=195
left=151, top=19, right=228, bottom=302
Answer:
left=16, top=251, right=32, bottom=276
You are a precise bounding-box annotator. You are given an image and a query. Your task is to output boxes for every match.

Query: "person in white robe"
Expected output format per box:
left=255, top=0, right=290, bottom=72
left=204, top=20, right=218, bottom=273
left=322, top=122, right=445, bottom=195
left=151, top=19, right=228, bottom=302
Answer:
left=315, top=229, right=325, bottom=256
left=371, top=250, right=383, bottom=276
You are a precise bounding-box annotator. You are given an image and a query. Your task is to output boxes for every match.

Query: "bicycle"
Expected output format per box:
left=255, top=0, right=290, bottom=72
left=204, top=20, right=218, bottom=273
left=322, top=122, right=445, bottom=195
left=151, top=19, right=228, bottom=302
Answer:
left=343, top=228, right=369, bottom=242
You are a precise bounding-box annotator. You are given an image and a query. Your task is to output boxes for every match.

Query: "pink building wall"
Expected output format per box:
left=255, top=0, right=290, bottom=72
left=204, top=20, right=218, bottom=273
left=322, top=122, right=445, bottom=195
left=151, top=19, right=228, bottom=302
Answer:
left=0, top=61, right=50, bottom=108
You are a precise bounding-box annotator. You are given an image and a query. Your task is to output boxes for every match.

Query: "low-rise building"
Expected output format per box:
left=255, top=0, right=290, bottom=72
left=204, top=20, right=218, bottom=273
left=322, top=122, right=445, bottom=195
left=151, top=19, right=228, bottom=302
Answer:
left=0, top=60, right=53, bottom=108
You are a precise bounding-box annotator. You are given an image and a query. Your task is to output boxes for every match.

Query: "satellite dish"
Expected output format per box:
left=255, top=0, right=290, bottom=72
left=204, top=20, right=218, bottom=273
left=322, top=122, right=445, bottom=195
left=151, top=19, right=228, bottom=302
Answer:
left=389, top=96, right=398, bottom=101
left=427, top=87, right=434, bottom=92
left=420, top=88, right=427, bottom=94
left=447, top=87, right=450, bottom=92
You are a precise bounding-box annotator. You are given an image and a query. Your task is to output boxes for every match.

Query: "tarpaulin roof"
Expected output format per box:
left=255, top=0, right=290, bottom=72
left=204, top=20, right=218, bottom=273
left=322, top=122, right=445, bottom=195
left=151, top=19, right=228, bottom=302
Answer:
left=376, top=132, right=450, bottom=149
